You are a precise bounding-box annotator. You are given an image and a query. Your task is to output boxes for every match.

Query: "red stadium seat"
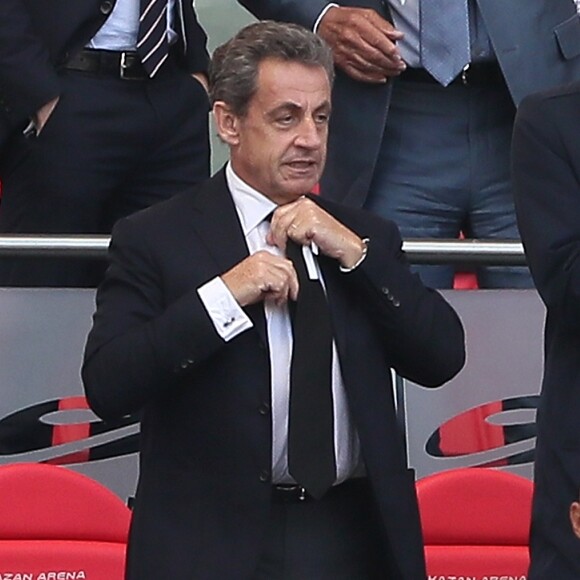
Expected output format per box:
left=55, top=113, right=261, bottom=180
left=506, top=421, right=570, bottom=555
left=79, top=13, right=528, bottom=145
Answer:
left=454, top=232, right=479, bottom=289
left=454, top=270, right=479, bottom=290
left=417, top=468, right=532, bottom=579
left=0, top=463, right=130, bottom=579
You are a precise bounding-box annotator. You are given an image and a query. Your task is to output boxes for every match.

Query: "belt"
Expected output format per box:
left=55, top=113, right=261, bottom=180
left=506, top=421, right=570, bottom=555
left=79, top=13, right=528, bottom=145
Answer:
left=272, top=478, right=367, bottom=504
left=63, top=48, right=148, bottom=80
left=400, top=62, right=504, bottom=87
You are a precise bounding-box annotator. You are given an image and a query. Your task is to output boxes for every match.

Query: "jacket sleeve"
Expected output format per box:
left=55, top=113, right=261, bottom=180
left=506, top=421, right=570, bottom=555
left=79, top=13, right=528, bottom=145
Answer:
left=325, top=201, right=466, bottom=388
left=238, top=0, right=333, bottom=30
left=82, top=217, right=233, bottom=422
left=0, top=0, right=60, bottom=123
left=512, top=91, right=580, bottom=328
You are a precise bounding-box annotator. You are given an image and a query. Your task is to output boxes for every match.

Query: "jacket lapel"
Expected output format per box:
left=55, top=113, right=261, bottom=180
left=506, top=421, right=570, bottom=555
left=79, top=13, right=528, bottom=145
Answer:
left=189, top=168, right=268, bottom=345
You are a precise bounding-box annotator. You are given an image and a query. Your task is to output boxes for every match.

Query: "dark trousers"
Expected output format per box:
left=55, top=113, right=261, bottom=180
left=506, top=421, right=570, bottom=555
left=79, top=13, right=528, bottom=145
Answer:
left=253, top=479, right=388, bottom=579
left=0, top=59, right=210, bottom=287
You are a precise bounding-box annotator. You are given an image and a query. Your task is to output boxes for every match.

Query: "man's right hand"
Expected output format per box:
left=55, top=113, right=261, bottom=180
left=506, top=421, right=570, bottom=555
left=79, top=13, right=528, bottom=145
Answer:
left=221, top=250, right=299, bottom=307
left=318, top=6, right=406, bottom=84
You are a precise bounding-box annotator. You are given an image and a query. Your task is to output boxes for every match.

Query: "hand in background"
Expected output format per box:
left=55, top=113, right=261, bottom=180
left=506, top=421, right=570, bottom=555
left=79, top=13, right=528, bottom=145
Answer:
left=318, top=6, right=406, bottom=83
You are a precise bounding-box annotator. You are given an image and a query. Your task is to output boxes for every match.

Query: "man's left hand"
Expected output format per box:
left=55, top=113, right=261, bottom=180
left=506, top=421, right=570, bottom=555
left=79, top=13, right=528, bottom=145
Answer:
left=267, top=197, right=366, bottom=270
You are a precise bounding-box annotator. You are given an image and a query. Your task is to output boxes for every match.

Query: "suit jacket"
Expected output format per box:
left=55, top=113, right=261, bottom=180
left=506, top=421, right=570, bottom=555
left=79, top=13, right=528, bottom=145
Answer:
left=512, top=81, right=580, bottom=579
left=239, top=0, right=580, bottom=207
left=82, top=168, right=465, bottom=579
left=0, top=0, right=209, bottom=152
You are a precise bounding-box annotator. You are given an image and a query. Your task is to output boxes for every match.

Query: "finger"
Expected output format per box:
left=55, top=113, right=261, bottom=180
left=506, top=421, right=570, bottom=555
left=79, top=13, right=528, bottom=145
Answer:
left=347, top=13, right=403, bottom=59
left=266, top=219, right=289, bottom=251
left=341, top=35, right=405, bottom=72
left=268, top=201, right=302, bottom=249
left=360, top=31, right=403, bottom=63
left=340, top=65, right=389, bottom=84
left=366, top=12, right=405, bottom=42
left=272, top=284, right=291, bottom=307
left=286, top=222, right=308, bottom=247
left=342, top=61, right=405, bottom=84
left=335, top=51, right=405, bottom=82
left=287, top=265, right=299, bottom=302
left=280, top=198, right=330, bottom=247
left=255, top=242, right=300, bottom=305
left=274, top=215, right=308, bottom=249
left=269, top=261, right=299, bottom=306
left=385, top=29, right=405, bottom=41
left=263, top=268, right=295, bottom=306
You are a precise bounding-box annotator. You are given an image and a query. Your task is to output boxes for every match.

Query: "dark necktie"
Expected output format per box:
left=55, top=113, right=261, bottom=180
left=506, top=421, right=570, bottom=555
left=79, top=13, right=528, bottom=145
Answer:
left=286, top=240, right=336, bottom=499
left=420, top=0, right=471, bottom=86
left=137, top=0, right=170, bottom=77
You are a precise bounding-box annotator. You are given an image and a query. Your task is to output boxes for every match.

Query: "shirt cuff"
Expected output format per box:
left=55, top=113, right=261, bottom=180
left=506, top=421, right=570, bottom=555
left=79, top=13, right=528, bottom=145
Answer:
left=314, top=3, right=339, bottom=32
left=197, top=277, right=253, bottom=341
left=339, top=238, right=370, bottom=273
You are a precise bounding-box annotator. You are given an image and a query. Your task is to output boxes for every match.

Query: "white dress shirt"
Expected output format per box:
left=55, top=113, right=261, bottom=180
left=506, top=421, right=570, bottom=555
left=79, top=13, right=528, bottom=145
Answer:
left=197, top=164, right=362, bottom=485
left=89, top=0, right=179, bottom=51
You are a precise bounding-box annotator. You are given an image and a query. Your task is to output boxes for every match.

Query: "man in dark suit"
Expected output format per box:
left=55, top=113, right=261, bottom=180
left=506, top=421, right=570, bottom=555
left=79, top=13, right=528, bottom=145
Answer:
left=512, top=81, right=580, bottom=579
left=83, top=21, right=465, bottom=579
left=0, top=0, right=210, bottom=287
left=239, top=0, right=580, bottom=288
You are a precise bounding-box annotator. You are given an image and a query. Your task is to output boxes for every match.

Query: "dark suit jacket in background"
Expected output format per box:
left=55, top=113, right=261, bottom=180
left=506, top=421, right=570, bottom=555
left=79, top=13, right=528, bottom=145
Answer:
left=0, top=0, right=208, bottom=153
left=239, top=0, right=580, bottom=207
left=512, top=81, right=580, bottom=579
left=82, top=168, right=465, bottom=579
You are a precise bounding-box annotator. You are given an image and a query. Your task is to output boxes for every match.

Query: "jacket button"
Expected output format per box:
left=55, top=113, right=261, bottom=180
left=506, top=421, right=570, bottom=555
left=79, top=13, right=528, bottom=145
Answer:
left=258, top=403, right=270, bottom=416
left=100, top=1, right=113, bottom=14
left=381, top=286, right=389, bottom=295
left=259, top=470, right=270, bottom=483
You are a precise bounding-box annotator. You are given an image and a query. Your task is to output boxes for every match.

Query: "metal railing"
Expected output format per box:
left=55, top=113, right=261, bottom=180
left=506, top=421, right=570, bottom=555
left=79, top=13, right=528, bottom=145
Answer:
left=0, top=234, right=527, bottom=266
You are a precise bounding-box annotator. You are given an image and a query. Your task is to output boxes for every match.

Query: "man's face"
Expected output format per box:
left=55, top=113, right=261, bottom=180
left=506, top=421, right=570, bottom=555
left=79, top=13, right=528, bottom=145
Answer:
left=221, top=58, right=331, bottom=205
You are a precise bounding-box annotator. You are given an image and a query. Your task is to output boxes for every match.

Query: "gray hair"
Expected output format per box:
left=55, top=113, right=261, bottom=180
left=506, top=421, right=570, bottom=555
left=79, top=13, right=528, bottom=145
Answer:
left=209, top=21, right=335, bottom=116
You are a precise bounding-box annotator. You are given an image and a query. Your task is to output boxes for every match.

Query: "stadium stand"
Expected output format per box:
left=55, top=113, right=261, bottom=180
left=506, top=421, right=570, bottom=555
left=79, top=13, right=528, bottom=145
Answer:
left=0, top=463, right=130, bottom=579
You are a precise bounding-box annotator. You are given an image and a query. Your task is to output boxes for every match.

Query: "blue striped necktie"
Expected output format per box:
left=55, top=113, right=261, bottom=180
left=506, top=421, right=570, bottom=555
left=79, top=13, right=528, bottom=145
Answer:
left=137, top=0, right=170, bottom=77
left=420, top=0, right=471, bottom=86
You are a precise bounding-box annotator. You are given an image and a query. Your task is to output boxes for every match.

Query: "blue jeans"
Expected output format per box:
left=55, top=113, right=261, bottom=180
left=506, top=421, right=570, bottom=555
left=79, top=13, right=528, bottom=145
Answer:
left=365, top=77, right=532, bottom=289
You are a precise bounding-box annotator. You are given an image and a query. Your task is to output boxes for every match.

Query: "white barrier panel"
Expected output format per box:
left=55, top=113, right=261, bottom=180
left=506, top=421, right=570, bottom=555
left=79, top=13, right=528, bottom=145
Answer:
left=405, top=290, right=544, bottom=480
left=0, top=289, right=545, bottom=500
left=0, top=289, right=139, bottom=502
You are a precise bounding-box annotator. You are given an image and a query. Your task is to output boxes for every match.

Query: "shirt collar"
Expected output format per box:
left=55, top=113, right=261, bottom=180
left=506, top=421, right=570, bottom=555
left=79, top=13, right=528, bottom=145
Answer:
left=226, top=163, right=277, bottom=238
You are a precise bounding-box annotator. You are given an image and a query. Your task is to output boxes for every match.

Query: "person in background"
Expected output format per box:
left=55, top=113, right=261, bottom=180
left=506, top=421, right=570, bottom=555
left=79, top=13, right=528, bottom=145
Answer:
left=512, top=80, right=580, bottom=579
left=0, top=0, right=211, bottom=287
left=238, top=0, right=580, bottom=288
left=82, top=21, right=465, bottom=579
